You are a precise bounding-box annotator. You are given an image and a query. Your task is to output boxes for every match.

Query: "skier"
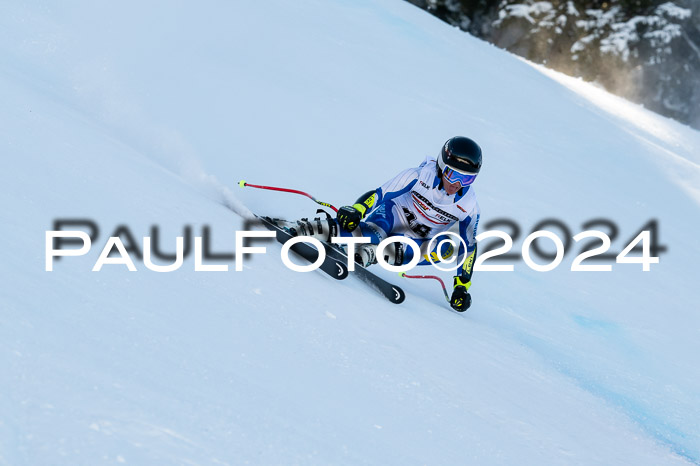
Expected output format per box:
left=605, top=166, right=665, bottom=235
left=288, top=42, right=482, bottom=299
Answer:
left=280, top=136, right=481, bottom=311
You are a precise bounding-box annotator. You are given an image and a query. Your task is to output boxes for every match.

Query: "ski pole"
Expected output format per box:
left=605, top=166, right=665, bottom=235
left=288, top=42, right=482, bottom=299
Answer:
left=238, top=180, right=338, bottom=213
left=399, top=272, right=450, bottom=302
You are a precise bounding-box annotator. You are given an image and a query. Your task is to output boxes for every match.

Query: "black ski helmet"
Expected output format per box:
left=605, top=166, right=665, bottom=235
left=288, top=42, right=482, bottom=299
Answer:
left=438, top=136, right=482, bottom=176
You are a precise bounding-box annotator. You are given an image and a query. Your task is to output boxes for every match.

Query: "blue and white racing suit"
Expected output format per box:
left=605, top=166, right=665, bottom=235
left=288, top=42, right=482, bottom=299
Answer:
left=341, top=157, right=480, bottom=273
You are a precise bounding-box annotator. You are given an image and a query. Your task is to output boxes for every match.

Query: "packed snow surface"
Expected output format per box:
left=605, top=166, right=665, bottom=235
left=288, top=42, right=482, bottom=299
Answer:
left=1, top=0, right=699, bottom=464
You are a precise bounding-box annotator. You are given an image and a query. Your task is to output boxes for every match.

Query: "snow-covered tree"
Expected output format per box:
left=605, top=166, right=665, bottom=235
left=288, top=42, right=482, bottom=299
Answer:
left=406, top=0, right=700, bottom=129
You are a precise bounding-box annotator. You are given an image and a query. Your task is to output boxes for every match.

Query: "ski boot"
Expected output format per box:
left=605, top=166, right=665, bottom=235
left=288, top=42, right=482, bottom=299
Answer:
left=269, top=216, right=337, bottom=243
left=354, top=241, right=406, bottom=268
left=354, top=243, right=377, bottom=267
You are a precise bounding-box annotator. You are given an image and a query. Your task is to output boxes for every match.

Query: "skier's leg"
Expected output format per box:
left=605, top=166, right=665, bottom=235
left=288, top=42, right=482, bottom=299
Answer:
left=356, top=200, right=396, bottom=243
left=357, top=202, right=456, bottom=268
left=270, top=215, right=338, bottom=242
left=271, top=201, right=405, bottom=266
left=352, top=201, right=403, bottom=266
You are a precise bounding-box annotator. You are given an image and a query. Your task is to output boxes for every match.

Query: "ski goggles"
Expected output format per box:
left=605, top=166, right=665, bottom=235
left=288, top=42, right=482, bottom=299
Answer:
left=443, top=166, right=477, bottom=187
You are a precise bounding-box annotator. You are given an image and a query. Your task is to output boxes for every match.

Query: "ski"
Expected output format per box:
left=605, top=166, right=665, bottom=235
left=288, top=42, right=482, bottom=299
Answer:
left=256, top=215, right=349, bottom=280
left=254, top=214, right=404, bottom=303
left=324, top=243, right=406, bottom=304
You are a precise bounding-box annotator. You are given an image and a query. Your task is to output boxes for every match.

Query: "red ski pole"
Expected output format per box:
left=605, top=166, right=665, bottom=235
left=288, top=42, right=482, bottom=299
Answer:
left=238, top=180, right=338, bottom=213
left=400, top=272, right=450, bottom=302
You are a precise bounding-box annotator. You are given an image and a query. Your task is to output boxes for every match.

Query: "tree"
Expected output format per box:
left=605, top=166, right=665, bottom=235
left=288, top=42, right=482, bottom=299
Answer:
left=406, top=0, right=700, bottom=129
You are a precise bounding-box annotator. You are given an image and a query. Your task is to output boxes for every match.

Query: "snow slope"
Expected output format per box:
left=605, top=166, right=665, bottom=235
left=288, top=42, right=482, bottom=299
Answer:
left=1, top=0, right=699, bottom=464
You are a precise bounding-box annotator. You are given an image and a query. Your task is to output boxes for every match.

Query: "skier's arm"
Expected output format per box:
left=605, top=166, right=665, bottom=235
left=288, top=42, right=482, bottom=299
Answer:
left=451, top=210, right=479, bottom=312
left=457, top=212, right=479, bottom=280
left=337, top=166, right=420, bottom=231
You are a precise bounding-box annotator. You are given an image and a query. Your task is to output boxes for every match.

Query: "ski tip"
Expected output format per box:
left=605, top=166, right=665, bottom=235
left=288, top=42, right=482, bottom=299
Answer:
left=392, top=286, right=406, bottom=304
left=238, top=180, right=246, bottom=188
left=336, top=264, right=349, bottom=280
